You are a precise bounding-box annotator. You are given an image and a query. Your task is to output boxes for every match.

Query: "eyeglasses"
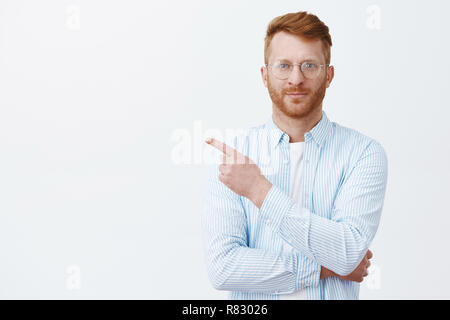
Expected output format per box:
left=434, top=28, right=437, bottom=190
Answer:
left=266, top=60, right=330, bottom=80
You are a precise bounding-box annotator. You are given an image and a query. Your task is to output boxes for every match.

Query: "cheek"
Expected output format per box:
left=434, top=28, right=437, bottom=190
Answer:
left=268, top=79, right=285, bottom=96
left=318, top=74, right=329, bottom=88
left=306, top=79, right=323, bottom=95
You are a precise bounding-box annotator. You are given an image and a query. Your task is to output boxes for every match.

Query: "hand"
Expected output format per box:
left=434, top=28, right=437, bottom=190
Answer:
left=321, top=249, right=373, bottom=283
left=339, top=249, right=373, bottom=283
left=205, top=138, right=272, bottom=208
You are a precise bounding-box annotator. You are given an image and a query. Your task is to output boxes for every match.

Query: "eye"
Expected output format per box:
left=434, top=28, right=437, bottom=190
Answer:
left=279, top=63, right=288, bottom=69
left=303, top=63, right=315, bottom=69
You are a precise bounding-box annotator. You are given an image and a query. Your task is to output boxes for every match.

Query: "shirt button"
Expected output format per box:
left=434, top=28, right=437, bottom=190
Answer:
left=266, top=219, right=271, bottom=226
left=283, top=158, right=289, bottom=164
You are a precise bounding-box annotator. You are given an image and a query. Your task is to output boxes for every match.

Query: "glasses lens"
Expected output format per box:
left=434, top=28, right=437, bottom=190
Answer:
left=301, top=62, right=320, bottom=79
left=271, top=61, right=291, bottom=79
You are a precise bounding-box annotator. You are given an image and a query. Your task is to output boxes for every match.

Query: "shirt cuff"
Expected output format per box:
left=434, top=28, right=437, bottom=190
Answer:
left=258, top=184, right=293, bottom=232
left=258, top=184, right=312, bottom=257
left=296, top=254, right=321, bottom=291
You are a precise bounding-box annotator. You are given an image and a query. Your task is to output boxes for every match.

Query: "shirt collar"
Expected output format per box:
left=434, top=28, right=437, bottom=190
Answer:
left=265, top=110, right=332, bottom=149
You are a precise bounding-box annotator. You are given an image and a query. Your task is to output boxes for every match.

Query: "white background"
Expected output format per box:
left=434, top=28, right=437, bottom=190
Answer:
left=1, top=0, right=449, bottom=299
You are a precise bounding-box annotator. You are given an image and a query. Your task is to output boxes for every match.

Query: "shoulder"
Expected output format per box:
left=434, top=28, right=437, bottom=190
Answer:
left=334, top=122, right=386, bottom=152
left=331, top=121, right=388, bottom=169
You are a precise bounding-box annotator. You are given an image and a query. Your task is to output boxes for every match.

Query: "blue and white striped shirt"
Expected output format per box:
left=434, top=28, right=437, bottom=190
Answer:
left=202, top=110, right=388, bottom=300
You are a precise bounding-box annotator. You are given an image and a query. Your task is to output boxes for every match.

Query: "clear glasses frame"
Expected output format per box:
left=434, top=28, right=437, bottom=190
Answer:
left=266, top=60, right=331, bottom=80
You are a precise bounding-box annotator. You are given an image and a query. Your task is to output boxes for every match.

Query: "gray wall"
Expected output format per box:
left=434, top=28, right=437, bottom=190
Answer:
left=0, top=0, right=449, bottom=299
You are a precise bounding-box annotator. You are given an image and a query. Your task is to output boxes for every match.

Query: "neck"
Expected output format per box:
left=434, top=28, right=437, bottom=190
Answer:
left=272, top=105, right=323, bottom=143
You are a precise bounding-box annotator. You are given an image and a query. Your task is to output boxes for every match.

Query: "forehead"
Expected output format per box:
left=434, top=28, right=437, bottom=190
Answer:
left=268, top=31, right=325, bottom=63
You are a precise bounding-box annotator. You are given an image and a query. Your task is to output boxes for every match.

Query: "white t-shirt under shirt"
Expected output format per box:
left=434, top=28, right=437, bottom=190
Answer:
left=279, top=141, right=307, bottom=300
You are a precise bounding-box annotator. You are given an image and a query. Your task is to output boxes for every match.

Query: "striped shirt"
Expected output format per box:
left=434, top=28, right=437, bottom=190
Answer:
left=202, top=110, right=388, bottom=300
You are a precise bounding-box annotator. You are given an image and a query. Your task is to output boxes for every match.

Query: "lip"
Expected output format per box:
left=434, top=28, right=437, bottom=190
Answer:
left=286, top=92, right=307, bottom=97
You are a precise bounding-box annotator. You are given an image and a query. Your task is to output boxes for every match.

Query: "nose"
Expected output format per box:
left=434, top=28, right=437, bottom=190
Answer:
left=288, top=65, right=305, bottom=86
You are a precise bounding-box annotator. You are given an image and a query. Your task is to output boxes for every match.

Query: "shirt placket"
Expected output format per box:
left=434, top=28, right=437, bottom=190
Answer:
left=301, top=133, right=319, bottom=211
left=302, top=133, right=323, bottom=300
left=278, top=136, right=292, bottom=253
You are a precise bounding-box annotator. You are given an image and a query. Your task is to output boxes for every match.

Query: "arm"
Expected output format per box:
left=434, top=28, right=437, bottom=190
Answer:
left=202, top=163, right=321, bottom=294
left=256, top=141, right=388, bottom=276
left=320, top=250, right=372, bottom=282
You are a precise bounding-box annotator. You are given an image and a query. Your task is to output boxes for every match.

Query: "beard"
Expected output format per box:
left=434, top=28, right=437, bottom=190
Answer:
left=268, top=76, right=327, bottom=119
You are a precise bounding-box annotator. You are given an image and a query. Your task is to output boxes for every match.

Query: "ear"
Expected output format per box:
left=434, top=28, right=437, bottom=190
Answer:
left=326, top=65, right=334, bottom=88
left=261, top=65, right=268, bottom=88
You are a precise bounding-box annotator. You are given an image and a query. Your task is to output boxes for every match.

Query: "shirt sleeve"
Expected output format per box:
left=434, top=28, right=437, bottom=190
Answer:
left=202, top=162, right=321, bottom=294
left=258, top=140, right=388, bottom=276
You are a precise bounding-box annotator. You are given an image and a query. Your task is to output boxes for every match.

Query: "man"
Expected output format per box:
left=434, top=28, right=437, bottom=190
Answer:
left=202, top=11, right=387, bottom=300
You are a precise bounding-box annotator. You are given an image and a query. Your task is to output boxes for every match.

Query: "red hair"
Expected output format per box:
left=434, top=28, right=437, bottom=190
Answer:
left=264, top=11, right=332, bottom=64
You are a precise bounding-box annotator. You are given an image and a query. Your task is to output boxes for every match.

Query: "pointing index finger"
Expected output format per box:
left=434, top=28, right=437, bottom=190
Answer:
left=205, top=137, right=236, bottom=157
